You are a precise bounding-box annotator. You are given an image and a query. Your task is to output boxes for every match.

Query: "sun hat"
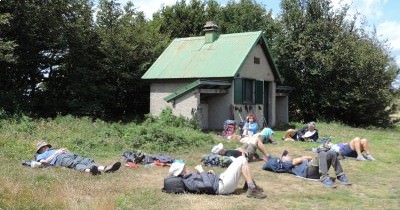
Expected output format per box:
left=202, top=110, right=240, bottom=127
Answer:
left=169, top=160, right=185, bottom=176
left=303, top=130, right=316, bottom=138
left=36, top=141, right=52, bottom=153
left=211, top=143, right=224, bottom=154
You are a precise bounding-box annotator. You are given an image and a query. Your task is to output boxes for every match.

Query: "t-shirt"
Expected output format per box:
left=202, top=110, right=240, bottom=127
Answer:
left=243, top=122, right=258, bottom=135
left=260, top=128, right=274, bottom=136
left=36, top=149, right=59, bottom=165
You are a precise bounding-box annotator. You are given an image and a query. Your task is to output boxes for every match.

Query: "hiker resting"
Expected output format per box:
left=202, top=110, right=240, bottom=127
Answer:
left=242, top=113, right=258, bottom=137
left=239, top=134, right=269, bottom=161
left=34, top=141, right=121, bottom=175
left=169, top=156, right=267, bottom=199
left=282, top=121, right=319, bottom=142
left=330, top=137, right=376, bottom=161
left=264, top=150, right=351, bottom=188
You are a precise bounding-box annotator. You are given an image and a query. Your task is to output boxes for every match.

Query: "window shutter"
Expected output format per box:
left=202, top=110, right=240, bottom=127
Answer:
left=234, top=78, right=243, bottom=104
left=255, top=80, right=263, bottom=104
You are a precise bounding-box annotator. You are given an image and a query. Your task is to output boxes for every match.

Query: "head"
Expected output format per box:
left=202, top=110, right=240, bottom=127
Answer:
left=169, top=161, right=186, bottom=177
left=308, top=121, right=316, bottom=131
left=36, top=141, right=52, bottom=154
left=246, top=114, right=256, bottom=122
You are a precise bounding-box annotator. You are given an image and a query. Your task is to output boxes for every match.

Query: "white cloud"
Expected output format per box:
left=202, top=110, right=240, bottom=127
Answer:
left=377, top=21, right=400, bottom=66
left=330, top=0, right=387, bottom=20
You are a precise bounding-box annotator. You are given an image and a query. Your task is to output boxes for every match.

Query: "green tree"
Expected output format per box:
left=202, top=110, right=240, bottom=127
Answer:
left=274, top=0, right=399, bottom=126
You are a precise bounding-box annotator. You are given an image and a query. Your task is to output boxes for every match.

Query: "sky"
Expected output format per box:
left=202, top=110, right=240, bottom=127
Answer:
left=118, top=0, right=400, bottom=68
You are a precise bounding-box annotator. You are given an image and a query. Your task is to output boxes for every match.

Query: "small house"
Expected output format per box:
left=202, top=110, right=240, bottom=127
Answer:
left=142, top=21, right=290, bottom=130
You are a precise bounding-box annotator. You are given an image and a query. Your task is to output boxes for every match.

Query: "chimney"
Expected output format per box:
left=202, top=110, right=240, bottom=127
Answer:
left=203, top=21, right=219, bottom=43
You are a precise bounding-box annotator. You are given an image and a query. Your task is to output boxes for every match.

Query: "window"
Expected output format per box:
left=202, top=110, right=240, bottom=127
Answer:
left=254, top=57, right=260, bottom=64
left=243, top=79, right=254, bottom=104
left=234, top=78, right=263, bottom=105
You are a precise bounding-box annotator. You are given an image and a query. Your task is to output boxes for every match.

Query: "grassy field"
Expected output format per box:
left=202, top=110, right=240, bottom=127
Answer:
left=0, top=116, right=399, bottom=210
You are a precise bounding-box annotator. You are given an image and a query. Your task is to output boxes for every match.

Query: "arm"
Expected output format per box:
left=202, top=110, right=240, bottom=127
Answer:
left=37, top=149, right=68, bottom=164
left=292, top=156, right=313, bottom=166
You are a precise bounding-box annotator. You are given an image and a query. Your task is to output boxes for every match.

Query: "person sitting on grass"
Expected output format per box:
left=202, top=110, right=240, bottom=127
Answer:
left=242, top=114, right=258, bottom=136
left=169, top=156, right=267, bottom=199
left=330, top=137, right=376, bottom=161
left=34, top=141, right=121, bottom=175
left=257, top=126, right=277, bottom=144
left=264, top=150, right=351, bottom=188
left=282, top=121, right=319, bottom=142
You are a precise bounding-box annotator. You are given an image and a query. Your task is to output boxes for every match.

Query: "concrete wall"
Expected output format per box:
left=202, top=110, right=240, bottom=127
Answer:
left=276, top=95, right=289, bottom=126
left=233, top=44, right=277, bottom=127
left=239, top=44, right=274, bottom=82
left=206, top=85, right=234, bottom=130
left=149, top=81, right=198, bottom=118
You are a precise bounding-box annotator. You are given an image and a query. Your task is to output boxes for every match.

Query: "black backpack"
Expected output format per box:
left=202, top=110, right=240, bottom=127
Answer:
left=162, top=176, right=186, bottom=194
left=262, top=157, right=290, bottom=173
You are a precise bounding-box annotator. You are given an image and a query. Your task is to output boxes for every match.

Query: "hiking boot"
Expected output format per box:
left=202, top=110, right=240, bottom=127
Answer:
left=104, top=162, right=121, bottom=173
left=365, top=154, right=376, bottom=161
left=247, top=188, right=267, bottom=199
left=321, top=177, right=337, bottom=188
left=90, top=165, right=101, bottom=176
left=356, top=155, right=366, bottom=161
left=337, top=174, right=352, bottom=186
left=243, top=182, right=248, bottom=191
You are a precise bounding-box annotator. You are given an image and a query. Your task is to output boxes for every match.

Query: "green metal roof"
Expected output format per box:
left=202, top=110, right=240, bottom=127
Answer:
left=142, top=31, right=282, bottom=83
left=164, top=79, right=231, bottom=102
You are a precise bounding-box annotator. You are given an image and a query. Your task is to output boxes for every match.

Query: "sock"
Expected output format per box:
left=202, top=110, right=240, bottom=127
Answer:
left=247, top=181, right=256, bottom=190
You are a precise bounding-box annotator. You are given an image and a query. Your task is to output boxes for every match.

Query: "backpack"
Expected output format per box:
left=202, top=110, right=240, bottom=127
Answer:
left=162, top=176, right=186, bottom=193
left=262, top=157, right=289, bottom=173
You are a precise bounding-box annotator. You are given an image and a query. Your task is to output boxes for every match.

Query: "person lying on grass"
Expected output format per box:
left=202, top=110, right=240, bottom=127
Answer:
left=263, top=150, right=351, bottom=188
left=169, top=156, right=267, bottom=199
left=34, top=141, right=121, bottom=175
left=211, top=141, right=269, bottom=162
left=329, top=137, right=376, bottom=161
left=282, top=121, right=319, bottom=142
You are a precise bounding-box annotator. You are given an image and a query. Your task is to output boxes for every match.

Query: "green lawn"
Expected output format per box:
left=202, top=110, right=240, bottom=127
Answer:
left=0, top=118, right=399, bottom=210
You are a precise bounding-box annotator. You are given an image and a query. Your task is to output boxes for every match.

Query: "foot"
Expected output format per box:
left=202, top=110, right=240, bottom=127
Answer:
left=365, top=154, right=376, bottom=161
left=104, top=162, right=121, bottom=173
left=247, top=188, right=267, bottom=199
left=356, top=155, right=366, bottom=161
left=321, top=177, right=337, bottom=188
left=337, top=174, right=352, bottom=186
left=90, top=165, right=101, bottom=176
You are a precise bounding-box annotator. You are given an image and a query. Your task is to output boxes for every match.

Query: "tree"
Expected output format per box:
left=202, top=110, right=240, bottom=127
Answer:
left=274, top=0, right=399, bottom=126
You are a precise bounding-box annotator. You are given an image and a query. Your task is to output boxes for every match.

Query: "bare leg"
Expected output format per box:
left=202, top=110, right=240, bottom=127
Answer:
left=256, top=139, right=268, bottom=160
left=349, top=137, right=363, bottom=157
left=360, top=138, right=371, bottom=154
left=241, top=161, right=254, bottom=183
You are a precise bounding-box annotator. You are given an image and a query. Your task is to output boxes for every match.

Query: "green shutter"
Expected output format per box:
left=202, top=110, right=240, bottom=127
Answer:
left=234, top=78, right=243, bottom=104
left=255, top=80, right=263, bottom=104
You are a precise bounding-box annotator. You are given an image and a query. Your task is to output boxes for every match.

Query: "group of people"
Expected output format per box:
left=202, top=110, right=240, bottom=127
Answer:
left=28, top=114, right=376, bottom=199
left=168, top=114, right=378, bottom=198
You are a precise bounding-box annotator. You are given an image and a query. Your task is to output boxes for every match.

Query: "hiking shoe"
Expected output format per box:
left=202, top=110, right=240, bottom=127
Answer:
left=90, top=165, right=101, bottom=176
left=337, top=175, right=352, bottom=186
left=247, top=188, right=267, bottom=199
left=356, top=155, right=366, bottom=161
left=321, top=177, right=337, bottom=188
left=365, top=154, right=376, bottom=161
left=104, top=162, right=121, bottom=173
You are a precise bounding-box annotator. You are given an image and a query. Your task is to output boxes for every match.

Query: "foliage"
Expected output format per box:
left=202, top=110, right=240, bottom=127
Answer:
left=123, top=108, right=215, bottom=152
left=273, top=0, right=399, bottom=127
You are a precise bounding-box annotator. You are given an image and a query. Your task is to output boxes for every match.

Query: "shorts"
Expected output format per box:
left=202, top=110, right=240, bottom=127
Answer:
left=218, top=156, right=247, bottom=195
left=339, top=144, right=357, bottom=158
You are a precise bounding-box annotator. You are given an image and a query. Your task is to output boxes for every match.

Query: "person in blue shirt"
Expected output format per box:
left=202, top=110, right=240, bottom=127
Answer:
left=35, top=141, right=121, bottom=175
left=242, top=114, right=258, bottom=136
